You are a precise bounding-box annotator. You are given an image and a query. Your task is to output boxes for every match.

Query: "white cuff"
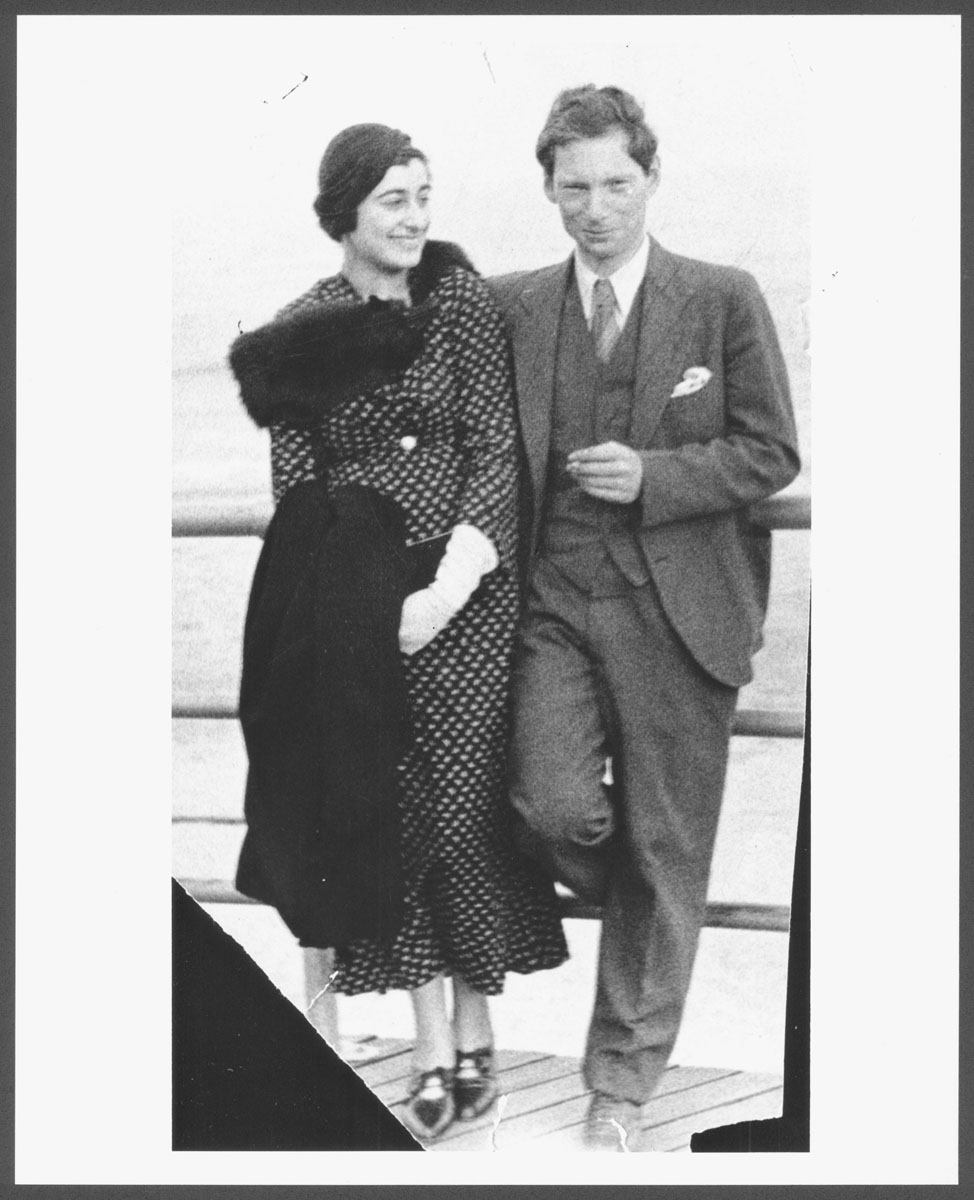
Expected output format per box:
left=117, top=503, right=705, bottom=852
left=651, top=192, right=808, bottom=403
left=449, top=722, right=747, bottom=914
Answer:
left=427, top=523, right=498, bottom=613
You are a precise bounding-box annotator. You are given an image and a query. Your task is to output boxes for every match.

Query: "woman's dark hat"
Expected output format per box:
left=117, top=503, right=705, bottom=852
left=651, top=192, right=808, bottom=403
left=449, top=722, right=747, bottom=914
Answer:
left=313, top=123, right=418, bottom=241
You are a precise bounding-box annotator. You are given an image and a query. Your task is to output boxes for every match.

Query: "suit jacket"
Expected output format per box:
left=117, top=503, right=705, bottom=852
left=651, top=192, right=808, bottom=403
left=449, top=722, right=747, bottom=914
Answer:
left=490, top=240, right=801, bottom=687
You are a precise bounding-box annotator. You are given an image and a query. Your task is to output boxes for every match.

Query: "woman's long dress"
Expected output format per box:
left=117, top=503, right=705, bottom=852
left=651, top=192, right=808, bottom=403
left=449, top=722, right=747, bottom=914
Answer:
left=267, top=262, right=568, bottom=994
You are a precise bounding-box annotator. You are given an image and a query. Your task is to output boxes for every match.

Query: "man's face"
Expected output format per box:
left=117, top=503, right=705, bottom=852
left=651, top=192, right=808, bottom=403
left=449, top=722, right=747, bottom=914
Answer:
left=545, top=129, right=659, bottom=276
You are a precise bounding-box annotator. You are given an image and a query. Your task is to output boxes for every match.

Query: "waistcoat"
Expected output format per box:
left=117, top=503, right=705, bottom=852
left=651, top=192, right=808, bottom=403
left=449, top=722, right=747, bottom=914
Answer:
left=539, top=273, right=650, bottom=596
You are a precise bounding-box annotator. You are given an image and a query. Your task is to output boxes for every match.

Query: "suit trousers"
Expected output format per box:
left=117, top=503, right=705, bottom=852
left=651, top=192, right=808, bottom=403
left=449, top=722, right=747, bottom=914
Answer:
left=509, top=557, right=738, bottom=1102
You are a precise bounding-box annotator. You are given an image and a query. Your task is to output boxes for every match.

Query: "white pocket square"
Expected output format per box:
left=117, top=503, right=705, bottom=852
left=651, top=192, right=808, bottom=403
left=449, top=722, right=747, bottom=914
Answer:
left=670, top=366, right=712, bottom=399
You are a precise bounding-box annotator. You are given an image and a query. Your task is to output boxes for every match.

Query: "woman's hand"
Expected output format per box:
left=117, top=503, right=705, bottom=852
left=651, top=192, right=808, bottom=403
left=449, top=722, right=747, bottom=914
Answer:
left=398, top=588, right=457, bottom=656
left=399, top=524, right=498, bottom=655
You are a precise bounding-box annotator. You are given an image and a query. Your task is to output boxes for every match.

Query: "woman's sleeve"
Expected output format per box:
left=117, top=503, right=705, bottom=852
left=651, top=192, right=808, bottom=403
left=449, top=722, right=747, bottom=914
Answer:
left=448, top=273, right=520, bottom=573
left=269, top=422, right=318, bottom=506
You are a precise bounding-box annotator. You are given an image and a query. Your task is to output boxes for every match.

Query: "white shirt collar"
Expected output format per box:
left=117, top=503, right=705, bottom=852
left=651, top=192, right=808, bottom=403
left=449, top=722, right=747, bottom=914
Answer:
left=574, top=235, right=651, bottom=325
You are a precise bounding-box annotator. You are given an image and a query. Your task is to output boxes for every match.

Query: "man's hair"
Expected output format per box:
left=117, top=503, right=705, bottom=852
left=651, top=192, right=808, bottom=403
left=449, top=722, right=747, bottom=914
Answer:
left=535, top=85, right=658, bottom=181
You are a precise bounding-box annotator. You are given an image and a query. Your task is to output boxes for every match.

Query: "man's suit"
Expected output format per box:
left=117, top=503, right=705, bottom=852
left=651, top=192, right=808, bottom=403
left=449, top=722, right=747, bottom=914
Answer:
left=491, top=238, right=800, bottom=1102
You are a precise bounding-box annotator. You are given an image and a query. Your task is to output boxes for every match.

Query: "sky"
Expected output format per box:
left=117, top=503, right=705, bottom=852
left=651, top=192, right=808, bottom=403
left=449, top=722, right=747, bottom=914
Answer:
left=170, top=16, right=809, bottom=378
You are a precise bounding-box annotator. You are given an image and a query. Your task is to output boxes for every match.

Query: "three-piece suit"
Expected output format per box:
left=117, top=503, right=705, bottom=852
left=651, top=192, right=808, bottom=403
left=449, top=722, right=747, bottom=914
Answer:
left=490, top=237, right=800, bottom=1102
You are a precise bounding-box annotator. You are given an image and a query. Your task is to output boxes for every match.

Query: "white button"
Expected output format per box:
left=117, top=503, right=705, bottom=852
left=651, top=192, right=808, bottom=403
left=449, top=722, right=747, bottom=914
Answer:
left=400, top=436, right=417, bottom=451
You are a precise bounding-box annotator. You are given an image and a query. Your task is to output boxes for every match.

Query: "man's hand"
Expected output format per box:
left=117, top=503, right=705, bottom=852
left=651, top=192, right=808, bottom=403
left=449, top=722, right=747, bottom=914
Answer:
left=566, top=442, right=644, bottom=504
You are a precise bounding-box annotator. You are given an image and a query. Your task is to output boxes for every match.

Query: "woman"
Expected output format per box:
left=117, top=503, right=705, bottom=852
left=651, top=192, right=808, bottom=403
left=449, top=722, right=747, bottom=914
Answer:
left=230, top=123, right=568, bottom=1142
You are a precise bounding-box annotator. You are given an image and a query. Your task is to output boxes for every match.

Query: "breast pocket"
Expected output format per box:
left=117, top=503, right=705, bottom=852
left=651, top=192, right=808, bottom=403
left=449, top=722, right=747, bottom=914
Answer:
left=657, top=376, right=724, bottom=444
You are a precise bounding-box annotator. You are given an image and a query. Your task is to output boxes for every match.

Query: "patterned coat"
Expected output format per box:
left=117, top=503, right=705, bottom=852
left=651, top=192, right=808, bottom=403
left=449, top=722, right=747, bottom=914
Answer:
left=230, top=241, right=567, bottom=993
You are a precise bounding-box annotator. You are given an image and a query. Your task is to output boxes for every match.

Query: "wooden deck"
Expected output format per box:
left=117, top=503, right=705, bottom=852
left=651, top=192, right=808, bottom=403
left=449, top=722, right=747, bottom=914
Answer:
left=350, top=1039, right=783, bottom=1153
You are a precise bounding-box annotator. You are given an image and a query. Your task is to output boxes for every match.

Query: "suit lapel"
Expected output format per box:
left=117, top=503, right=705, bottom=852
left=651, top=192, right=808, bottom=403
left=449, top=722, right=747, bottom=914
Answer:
left=511, top=260, right=571, bottom=506
left=630, top=242, right=694, bottom=447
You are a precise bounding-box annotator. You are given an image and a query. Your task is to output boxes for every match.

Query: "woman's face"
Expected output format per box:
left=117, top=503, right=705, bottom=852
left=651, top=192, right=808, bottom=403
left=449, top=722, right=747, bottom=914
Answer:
left=344, top=157, right=432, bottom=277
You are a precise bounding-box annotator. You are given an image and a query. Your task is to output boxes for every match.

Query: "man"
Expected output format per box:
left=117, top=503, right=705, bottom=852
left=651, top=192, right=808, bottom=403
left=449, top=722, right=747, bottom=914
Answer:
left=490, top=85, right=800, bottom=1150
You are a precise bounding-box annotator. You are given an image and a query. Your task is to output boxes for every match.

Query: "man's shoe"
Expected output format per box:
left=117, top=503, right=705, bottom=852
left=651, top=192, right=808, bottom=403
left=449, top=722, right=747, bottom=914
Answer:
left=583, top=1091, right=645, bottom=1152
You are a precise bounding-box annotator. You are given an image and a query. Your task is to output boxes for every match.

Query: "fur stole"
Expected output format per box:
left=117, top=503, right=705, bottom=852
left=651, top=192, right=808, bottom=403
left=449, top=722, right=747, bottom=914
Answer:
left=230, top=240, right=476, bottom=428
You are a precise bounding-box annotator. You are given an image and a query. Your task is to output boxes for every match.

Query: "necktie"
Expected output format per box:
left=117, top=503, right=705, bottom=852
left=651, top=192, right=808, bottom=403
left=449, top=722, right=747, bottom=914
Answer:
left=591, top=278, right=621, bottom=362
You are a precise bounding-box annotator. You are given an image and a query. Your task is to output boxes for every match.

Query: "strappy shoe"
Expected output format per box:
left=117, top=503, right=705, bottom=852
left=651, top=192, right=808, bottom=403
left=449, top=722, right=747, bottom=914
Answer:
left=454, top=1047, right=497, bottom=1121
left=400, top=1066, right=455, bottom=1141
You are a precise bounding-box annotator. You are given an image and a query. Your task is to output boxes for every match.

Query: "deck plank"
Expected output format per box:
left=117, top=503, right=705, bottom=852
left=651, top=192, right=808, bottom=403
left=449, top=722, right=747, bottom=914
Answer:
left=416, top=1064, right=595, bottom=1151
left=505, top=1063, right=736, bottom=1137
left=356, top=1044, right=541, bottom=1086
left=429, top=1055, right=590, bottom=1147
left=349, top=1045, right=413, bottom=1087
left=531, top=1071, right=783, bottom=1153
left=350, top=1041, right=783, bottom=1153
left=642, top=1084, right=784, bottom=1152
left=642, top=1071, right=782, bottom=1131
left=432, top=1063, right=744, bottom=1152
left=368, top=1049, right=551, bottom=1107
